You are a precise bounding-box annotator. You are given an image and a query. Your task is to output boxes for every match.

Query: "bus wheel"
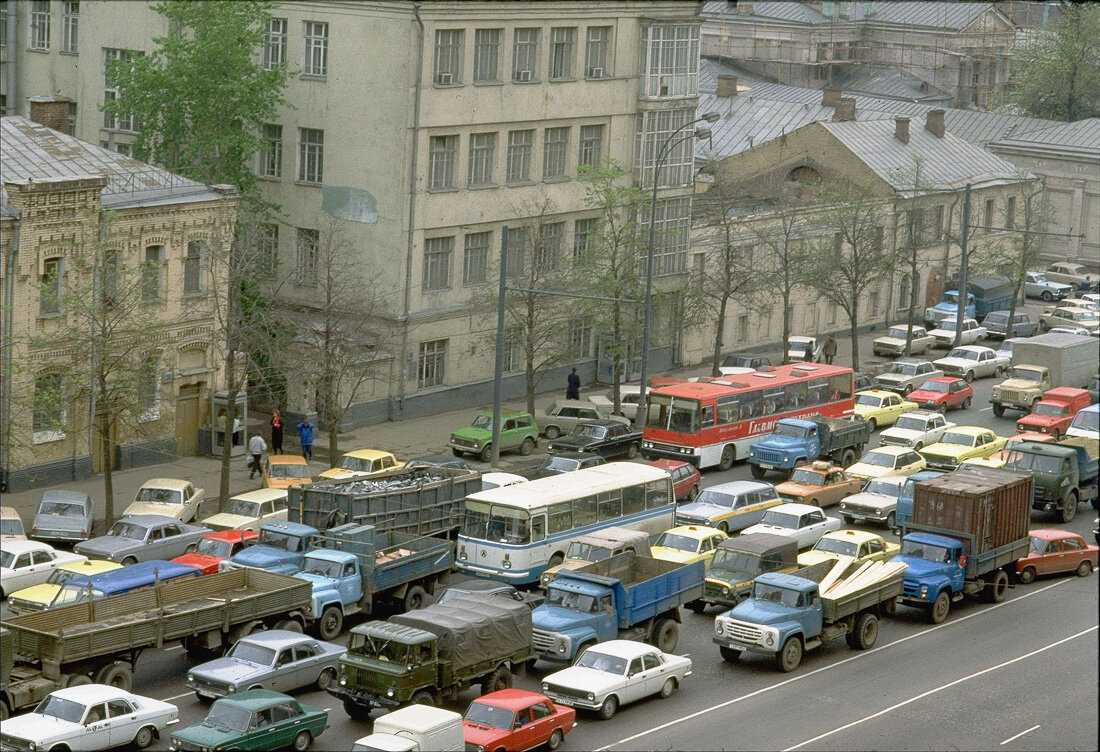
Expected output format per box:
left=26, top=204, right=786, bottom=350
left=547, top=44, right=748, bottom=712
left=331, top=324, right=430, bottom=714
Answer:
left=718, top=445, right=735, bottom=471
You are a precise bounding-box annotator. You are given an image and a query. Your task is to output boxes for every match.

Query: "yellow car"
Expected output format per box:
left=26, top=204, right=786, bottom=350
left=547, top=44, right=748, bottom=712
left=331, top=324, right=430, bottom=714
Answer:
left=919, top=427, right=1009, bottom=471
left=319, top=449, right=405, bottom=481
left=650, top=525, right=728, bottom=566
left=797, top=529, right=900, bottom=568
left=854, top=390, right=919, bottom=431
left=262, top=454, right=314, bottom=489
left=960, top=433, right=1053, bottom=470
left=846, top=446, right=927, bottom=482
left=5, top=559, right=122, bottom=615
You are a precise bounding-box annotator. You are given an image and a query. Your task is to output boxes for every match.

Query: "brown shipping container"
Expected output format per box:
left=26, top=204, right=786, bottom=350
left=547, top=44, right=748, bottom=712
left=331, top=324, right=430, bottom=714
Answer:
left=911, top=467, right=1032, bottom=556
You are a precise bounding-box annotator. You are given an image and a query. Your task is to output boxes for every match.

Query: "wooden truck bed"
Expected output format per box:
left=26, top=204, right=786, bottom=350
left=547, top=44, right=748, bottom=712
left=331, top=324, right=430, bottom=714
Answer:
left=822, top=569, right=904, bottom=622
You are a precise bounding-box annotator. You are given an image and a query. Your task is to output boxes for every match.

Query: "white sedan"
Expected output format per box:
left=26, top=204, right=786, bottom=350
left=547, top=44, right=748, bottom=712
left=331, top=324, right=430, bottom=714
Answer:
left=878, top=410, right=955, bottom=450
left=932, top=346, right=1009, bottom=382
left=0, top=684, right=178, bottom=751
left=1, top=540, right=86, bottom=598
left=541, top=640, right=692, bottom=720
left=741, top=503, right=842, bottom=550
left=123, top=478, right=204, bottom=523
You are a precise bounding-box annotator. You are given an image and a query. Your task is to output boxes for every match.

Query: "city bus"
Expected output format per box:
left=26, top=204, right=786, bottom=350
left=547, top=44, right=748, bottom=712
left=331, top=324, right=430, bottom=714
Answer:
left=456, top=462, right=675, bottom=586
left=640, top=363, right=855, bottom=471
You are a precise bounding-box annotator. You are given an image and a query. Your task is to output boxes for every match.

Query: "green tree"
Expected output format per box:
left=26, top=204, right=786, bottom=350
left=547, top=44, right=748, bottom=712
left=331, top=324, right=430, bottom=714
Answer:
left=1011, top=3, right=1100, bottom=121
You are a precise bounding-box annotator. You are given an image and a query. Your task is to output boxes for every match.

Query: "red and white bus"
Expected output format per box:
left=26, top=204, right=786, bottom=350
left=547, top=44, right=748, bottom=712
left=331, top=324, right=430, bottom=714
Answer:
left=640, top=363, right=855, bottom=471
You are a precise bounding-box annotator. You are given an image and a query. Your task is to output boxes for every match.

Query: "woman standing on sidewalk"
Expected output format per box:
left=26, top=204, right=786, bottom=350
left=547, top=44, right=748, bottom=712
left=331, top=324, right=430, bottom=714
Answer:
left=270, top=409, right=284, bottom=454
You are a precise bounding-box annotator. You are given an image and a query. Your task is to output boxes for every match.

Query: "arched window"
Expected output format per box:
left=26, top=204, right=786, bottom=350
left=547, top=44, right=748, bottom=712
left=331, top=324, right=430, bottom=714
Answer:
left=33, top=372, right=66, bottom=443
left=897, top=272, right=921, bottom=311
left=786, top=165, right=822, bottom=184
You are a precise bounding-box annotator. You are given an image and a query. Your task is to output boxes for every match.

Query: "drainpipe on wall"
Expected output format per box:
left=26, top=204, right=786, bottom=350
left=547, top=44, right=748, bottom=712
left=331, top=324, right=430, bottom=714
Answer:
left=4, top=4, right=17, bottom=116
left=1, top=218, right=20, bottom=492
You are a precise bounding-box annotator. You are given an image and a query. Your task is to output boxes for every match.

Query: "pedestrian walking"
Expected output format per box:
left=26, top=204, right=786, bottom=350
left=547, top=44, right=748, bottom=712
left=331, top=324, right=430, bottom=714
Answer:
left=270, top=409, right=284, bottom=454
left=248, top=433, right=267, bottom=480
left=566, top=367, right=581, bottom=400
left=823, top=333, right=837, bottom=365
left=803, top=343, right=815, bottom=362
left=297, top=418, right=315, bottom=462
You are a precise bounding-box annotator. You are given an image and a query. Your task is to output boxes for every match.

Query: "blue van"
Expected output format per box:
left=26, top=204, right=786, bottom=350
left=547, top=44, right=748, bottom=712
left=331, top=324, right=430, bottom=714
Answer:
left=48, top=559, right=201, bottom=609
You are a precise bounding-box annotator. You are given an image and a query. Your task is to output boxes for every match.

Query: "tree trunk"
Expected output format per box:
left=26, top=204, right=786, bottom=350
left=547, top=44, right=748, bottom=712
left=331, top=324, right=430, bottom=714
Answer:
left=712, top=297, right=728, bottom=377
left=904, top=247, right=919, bottom=357
left=219, top=346, right=238, bottom=513
left=781, top=290, right=792, bottom=364
left=849, top=298, right=861, bottom=371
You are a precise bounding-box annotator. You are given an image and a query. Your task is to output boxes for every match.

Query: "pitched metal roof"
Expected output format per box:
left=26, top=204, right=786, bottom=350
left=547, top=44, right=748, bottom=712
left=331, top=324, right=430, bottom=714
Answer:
left=701, top=1, right=822, bottom=25
left=701, top=1, right=1011, bottom=31
left=834, top=67, right=951, bottom=105
left=991, top=118, right=1100, bottom=159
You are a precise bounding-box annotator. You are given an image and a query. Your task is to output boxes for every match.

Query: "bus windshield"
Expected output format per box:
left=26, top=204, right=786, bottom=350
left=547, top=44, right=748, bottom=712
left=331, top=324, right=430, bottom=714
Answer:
left=646, top=395, right=700, bottom=434
left=461, top=500, right=530, bottom=544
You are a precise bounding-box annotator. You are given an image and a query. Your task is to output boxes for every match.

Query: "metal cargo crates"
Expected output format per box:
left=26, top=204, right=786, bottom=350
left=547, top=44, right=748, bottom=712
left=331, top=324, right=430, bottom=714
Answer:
left=911, top=467, right=1031, bottom=555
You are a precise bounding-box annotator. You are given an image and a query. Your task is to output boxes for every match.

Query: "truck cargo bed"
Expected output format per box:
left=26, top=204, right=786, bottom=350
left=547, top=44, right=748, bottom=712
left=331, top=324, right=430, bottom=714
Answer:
left=822, top=569, right=904, bottom=622
left=908, top=467, right=1032, bottom=555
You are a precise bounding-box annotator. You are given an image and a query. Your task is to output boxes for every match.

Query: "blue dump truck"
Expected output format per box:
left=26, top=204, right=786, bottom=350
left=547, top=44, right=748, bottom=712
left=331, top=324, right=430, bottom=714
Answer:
left=219, top=520, right=321, bottom=575
left=531, top=552, right=704, bottom=664
left=897, top=466, right=1031, bottom=624
left=926, top=291, right=976, bottom=328
left=713, top=558, right=905, bottom=672
left=295, top=524, right=455, bottom=640
left=748, top=417, right=871, bottom=480
left=926, top=276, right=1014, bottom=328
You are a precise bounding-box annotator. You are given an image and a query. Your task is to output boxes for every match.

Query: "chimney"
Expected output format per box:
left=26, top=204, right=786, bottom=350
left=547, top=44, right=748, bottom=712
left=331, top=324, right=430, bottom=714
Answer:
left=736, top=0, right=755, bottom=14
left=821, top=86, right=842, bottom=107
left=832, top=97, right=856, bottom=122
left=895, top=116, right=910, bottom=144
left=925, top=108, right=945, bottom=138
left=717, top=75, right=739, bottom=98
left=28, top=96, right=73, bottom=135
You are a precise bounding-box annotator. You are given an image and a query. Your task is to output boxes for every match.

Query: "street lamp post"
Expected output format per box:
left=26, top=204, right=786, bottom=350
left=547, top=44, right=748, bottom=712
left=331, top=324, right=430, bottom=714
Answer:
left=635, top=111, right=720, bottom=428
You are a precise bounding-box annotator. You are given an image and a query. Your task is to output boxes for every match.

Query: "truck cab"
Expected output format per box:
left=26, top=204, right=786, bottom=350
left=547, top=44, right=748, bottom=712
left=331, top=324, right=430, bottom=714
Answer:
left=1016, top=388, right=1092, bottom=439
left=298, top=549, right=363, bottom=633
left=748, top=419, right=821, bottom=476
left=219, top=521, right=318, bottom=575
left=337, top=621, right=442, bottom=712
left=1004, top=440, right=1098, bottom=522
left=926, top=291, right=975, bottom=328
left=991, top=366, right=1051, bottom=417
left=897, top=532, right=965, bottom=622
left=713, top=568, right=828, bottom=663
left=535, top=578, right=620, bottom=663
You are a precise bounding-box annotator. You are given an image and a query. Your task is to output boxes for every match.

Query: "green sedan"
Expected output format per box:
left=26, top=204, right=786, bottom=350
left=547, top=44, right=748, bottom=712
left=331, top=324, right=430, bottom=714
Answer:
left=169, top=690, right=328, bottom=752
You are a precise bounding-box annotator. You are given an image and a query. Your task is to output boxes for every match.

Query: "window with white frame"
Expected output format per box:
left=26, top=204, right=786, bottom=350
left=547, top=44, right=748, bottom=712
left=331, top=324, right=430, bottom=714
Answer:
left=257, top=223, right=279, bottom=276
left=33, top=372, right=66, bottom=443
left=434, top=29, right=463, bottom=85
left=137, top=354, right=160, bottom=421
left=67, top=102, right=77, bottom=133
left=142, top=245, right=164, bottom=301
left=578, top=124, right=603, bottom=168
left=463, top=231, right=490, bottom=286
left=635, top=108, right=694, bottom=189
left=417, top=339, right=447, bottom=388
left=184, top=241, right=204, bottom=294
left=573, top=217, right=597, bottom=260
left=897, top=273, right=914, bottom=311
left=30, top=0, right=50, bottom=50
left=584, top=26, right=610, bottom=78
left=428, top=135, right=458, bottom=190
left=298, top=128, right=323, bottom=184
left=644, top=196, right=691, bottom=275
left=549, top=27, right=575, bottom=80
left=567, top=319, right=592, bottom=358
left=296, top=228, right=318, bottom=285
left=641, top=25, right=699, bottom=98
left=467, top=132, right=496, bottom=186
left=40, top=257, right=63, bottom=316
left=537, top=222, right=564, bottom=271
left=503, top=327, right=522, bottom=372
left=543, top=127, right=569, bottom=179
left=260, top=124, right=282, bottom=178
left=263, top=17, right=287, bottom=70
left=423, top=236, right=453, bottom=290
left=932, top=204, right=944, bottom=242
left=506, top=227, right=527, bottom=280
left=513, top=28, right=539, bottom=82
left=473, top=28, right=501, bottom=83
left=103, top=49, right=139, bottom=131
left=303, top=21, right=328, bottom=76
left=984, top=198, right=994, bottom=230
left=506, top=130, right=533, bottom=183
left=61, top=1, right=79, bottom=53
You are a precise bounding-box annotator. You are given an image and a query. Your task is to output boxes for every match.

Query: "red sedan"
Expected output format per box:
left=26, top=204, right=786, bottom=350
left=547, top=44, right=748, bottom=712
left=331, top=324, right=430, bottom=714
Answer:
left=648, top=460, right=701, bottom=502
left=908, top=377, right=973, bottom=412
left=463, top=689, right=575, bottom=752
left=171, top=530, right=257, bottom=575
left=1017, top=529, right=1098, bottom=584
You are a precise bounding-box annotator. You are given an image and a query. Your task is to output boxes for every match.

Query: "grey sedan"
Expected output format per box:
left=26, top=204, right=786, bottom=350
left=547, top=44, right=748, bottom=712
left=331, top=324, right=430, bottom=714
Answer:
left=187, top=630, right=345, bottom=700
left=74, top=514, right=210, bottom=565
left=31, top=490, right=95, bottom=543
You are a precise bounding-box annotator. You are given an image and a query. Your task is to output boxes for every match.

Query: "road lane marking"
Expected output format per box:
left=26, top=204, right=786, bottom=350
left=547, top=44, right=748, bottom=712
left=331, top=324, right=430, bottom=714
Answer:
left=1000, top=725, right=1041, bottom=746
left=597, top=578, right=1072, bottom=751
left=979, top=406, right=993, bottom=412
left=784, top=628, right=1092, bottom=751
left=160, top=691, right=194, bottom=703
left=164, top=645, right=183, bottom=651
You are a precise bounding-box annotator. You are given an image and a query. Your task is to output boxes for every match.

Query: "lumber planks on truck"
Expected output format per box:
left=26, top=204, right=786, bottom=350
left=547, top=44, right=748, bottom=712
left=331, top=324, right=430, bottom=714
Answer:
left=822, top=560, right=906, bottom=599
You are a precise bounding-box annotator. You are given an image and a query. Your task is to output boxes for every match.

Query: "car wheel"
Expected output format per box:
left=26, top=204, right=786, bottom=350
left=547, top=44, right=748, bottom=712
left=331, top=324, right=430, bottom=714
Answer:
left=842, top=514, right=854, bottom=525
left=964, top=371, right=974, bottom=383
left=659, top=677, right=677, bottom=699
left=544, top=426, right=561, bottom=440
left=994, top=366, right=1003, bottom=378
left=1039, top=320, right=1049, bottom=332
left=867, top=418, right=877, bottom=432
left=903, top=384, right=913, bottom=395
left=886, top=511, right=896, bottom=530
left=717, top=521, right=729, bottom=534
left=626, top=442, right=640, bottom=459
left=292, top=730, right=312, bottom=752
left=1076, top=561, right=1093, bottom=577
left=1041, top=290, right=1053, bottom=302
left=547, top=729, right=565, bottom=750
left=133, top=726, right=156, bottom=750
left=185, top=543, right=197, bottom=554
left=519, top=437, right=536, bottom=456
left=315, top=667, right=336, bottom=691
left=480, top=444, right=493, bottom=463
left=687, top=485, right=700, bottom=501
left=598, top=694, right=619, bottom=720
left=1018, top=566, right=1036, bottom=585
left=1051, top=429, right=1061, bottom=441
left=962, top=397, right=972, bottom=410
left=122, top=556, right=139, bottom=566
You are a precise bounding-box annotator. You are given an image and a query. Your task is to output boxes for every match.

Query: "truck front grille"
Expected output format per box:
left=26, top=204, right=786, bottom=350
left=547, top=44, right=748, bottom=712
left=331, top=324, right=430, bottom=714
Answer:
left=997, top=389, right=1026, bottom=405
left=902, top=580, right=923, bottom=598
left=705, top=582, right=728, bottom=599
left=532, top=629, right=558, bottom=653
left=723, top=620, right=764, bottom=643
left=751, top=447, right=784, bottom=465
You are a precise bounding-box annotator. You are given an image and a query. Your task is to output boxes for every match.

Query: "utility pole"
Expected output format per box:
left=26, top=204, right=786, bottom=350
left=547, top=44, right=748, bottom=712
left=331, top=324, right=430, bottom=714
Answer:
left=954, top=183, right=971, bottom=348
left=490, top=229, right=509, bottom=469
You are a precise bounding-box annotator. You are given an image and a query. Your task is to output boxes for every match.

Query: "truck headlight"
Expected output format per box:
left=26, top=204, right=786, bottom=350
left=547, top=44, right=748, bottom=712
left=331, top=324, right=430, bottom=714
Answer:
left=920, top=585, right=928, bottom=596
left=722, top=587, right=730, bottom=596
left=387, top=688, right=394, bottom=697
left=715, top=621, right=724, bottom=635
left=765, top=633, right=775, bottom=646
left=339, top=676, right=347, bottom=686
left=459, top=551, right=467, bottom=560
left=783, top=455, right=790, bottom=462
left=557, top=643, right=566, bottom=653
left=503, top=560, right=512, bottom=569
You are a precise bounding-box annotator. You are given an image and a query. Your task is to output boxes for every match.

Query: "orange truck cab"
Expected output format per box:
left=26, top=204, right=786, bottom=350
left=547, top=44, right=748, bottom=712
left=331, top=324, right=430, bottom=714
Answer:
left=1016, top=388, right=1092, bottom=440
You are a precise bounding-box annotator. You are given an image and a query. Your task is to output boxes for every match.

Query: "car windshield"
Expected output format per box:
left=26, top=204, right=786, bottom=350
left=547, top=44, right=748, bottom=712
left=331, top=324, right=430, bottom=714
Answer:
left=860, top=452, right=897, bottom=467
left=347, top=633, right=412, bottom=663
left=886, top=327, right=909, bottom=339
left=855, top=395, right=882, bottom=407
left=710, top=549, right=761, bottom=575
left=919, top=381, right=949, bottom=394
left=572, top=424, right=606, bottom=439
left=33, top=695, right=86, bottom=723
left=695, top=489, right=735, bottom=508
left=51, top=584, right=106, bottom=607
left=205, top=702, right=253, bottom=732
left=1072, top=311, right=1098, bottom=321
left=773, top=423, right=807, bottom=438
left=136, top=487, right=182, bottom=504
left=0, top=519, right=22, bottom=536
left=196, top=537, right=234, bottom=558
left=269, top=463, right=310, bottom=479
left=47, top=567, right=84, bottom=585
left=336, top=456, right=373, bottom=472
left=753, top=582, right=801, bottom=607
left=228, top=641, right=277, bottom=666
left=258, top=530, right=302, bottom=552
left=893, top=416, right=928, bottom=431
left=888, top=362, right=918, bottom=376
left=546, top=589, right=598, bottom=613
left=574, top=650, right=628, bottom=674
left=654, top=532, right=699, bottom=553
left=1033, top=403, right=1067, bottom=417
left=300, top=557, right=343, bottom=578
left=39, top=501, right=85, bottom=516
left=790, top=469, right=826, bottom=485
left=0, top=550, right=14, bottom=568
left=758, top=511, right=799, bottom=528
left=814, top=537, right=858, bottom=557
left=471, top=415, right=493, bottom=430
left=947, top=349, right=978, bottom=360
left=940, top=432, right=976, bottom=447
left=540, top=456, right=580, bottom=473
left=937, top=321, right=961, bottom=332
left=901, top=539, right=950, bottom=563
left=789, top=341, right=810, bottom=352
left=1072, top=410, right=1099, bottom=432
left=108, top=521, right=147, bottom=540
left=1029, top=536, right=1048, bottom=555
left=566, top=542, right=612, bottom=562
left=1004, top=451, right=1063, bottom=474
left=1010, top=367, right=1044, bottom=382
left=224, top=499, right=262, bottom=517
left=464, top=701, right=514, bottom=731
left=460, top=501, right=530, bottom=544
left=863, top=479, right=902, bottom=497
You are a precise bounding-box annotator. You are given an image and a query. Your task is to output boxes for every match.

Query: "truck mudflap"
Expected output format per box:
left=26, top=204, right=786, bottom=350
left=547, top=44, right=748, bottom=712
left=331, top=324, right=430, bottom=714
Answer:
left=326, top=684, right=400, bottom=710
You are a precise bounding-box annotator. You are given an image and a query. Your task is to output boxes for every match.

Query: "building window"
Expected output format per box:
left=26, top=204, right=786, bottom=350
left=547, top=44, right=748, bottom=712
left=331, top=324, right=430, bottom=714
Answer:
left=434, top=29, right=463, bottom=85
left=826, top=301, right=838, bottom=325
left=737, top=313, right=750, bottom=342
left=61, top=1, right=79, bottom=53
left=467, top=132, right=496, bottom=187
left=184, top=241, right=204, bottom=294
left=506, top=227, right=527, bottom=280
left=303, top=21, right=328, bottom=76
left=567, top=319, right=592, bottom=358
left=573, top=217, right=596, bottom=260
left=642, top=25, right=699, bottom=98
left=423, top=236, right=453, bottom=290
left=898, top=273, right=920, bottom=311
left=933, top=205, right=944, bottom=242
left=549, top=27, right=575, bottom=80
left=30, top=0, right=50, bottom=50
left=104, top=49, right=139, bottom=132
left=67, top=102, right=77, bottom=134
left=578, top=124, right=604, bottom=168
left=296, top=228, right=318, bottom=285
left=984, top=198, right=994, bottom=230
left=260, top=124, right=282, bottom=178
left=257, top=223, right=279, bottom=276
left=142, top=245, right=164, bottom=301
left=102, top=249, right=120, bottom=305
left=506, top=130, right=533, bottom=183
left=40, top=258, right=63, bottom=316
left=428, top=135, right=458, bottom=190
left=1006, top=195, right=1016, bottom=229
left=463, top=231, right=490, bottom=286
left=137, top=355, right=159, bottom=421
left=263, top=17, right=287, bottom=70
left=473, top=29, right=501, bottom=83
left=537, top=222, right=564, bottom=271
left=297, top=128, right=323, bottom=184
left=417, top=340, right=447, bottom=388
left=905, top=208, right=925, bottom=246
left=635, top=108, right=694, bottom=188
left=33, top=372, right=66, bottom=443
left=543, top=127, right=569, bottom=179
left=503, top=327, right=522, bottom=372
left=869, top=290, right=881, bottom=316
left=513, top=28, right=539, bottom=82
left=584, top=26, right=610, bottom=78
left=645, top=196, right=691, bottom=275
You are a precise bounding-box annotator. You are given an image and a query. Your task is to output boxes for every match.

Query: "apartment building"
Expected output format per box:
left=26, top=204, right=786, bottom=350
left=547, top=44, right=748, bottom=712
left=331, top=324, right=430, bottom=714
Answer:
left=5, top=0, right=703, bottom=425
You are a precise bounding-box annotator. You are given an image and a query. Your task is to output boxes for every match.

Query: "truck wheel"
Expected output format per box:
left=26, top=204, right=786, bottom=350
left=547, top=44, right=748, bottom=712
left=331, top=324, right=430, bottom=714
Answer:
left=750, top=464, right=767, bottom=479
left=343, top=699, right=372, bottom=721
left=598, top=694, right=619, bottom=720
left=292, top=730, right=312, bottom=752
left=544, top=426, right=561, bottom=440
left=273, top=618, right=303, bottom=633
left=1018, top=566, right=1036, bottom=585
left=94, top=661, right=133, bottom=692
left=519, top=437, right=536, bottom=456
left=885, top=512, right=896, bottom=530
left=853, top=613, right=879, bottom=650
left=0, top=699, right=9, bottom=721
left=1061, top=491, right=1079, bottom=523
left=929, top=591, right=950, bottom=624
left=65, top=674, right=93, bottom=688
left=719, top=646, right=741, bottom=663
left=317, top=606, right=343, bottom=640
left=403, top=585, right=429, bottom=612
left=882, top=597, right=897, bottom=617
left=1076, top=561, right=1093, bottom=577
left=987, top=570, right=1009, bottom=603
left=480, top=666, right=513, bottom=695
left=626, top=442, right=639, bottom=459
left=992, top=403, right=1005, bottom=418
left=411, top=689, right=437, bottom=707
left=653, top=618, right=679, bottom=653
left=133, top=725, right=156, bottom=750
left=718, top=445, right=735, bottom=471
left=451, top=448, right=464, bottom=458
left=686, top=600, right=707, bottom=614
left=480, top=444, right=493, bottom=463
left=775, top=637, right=803, bottom=673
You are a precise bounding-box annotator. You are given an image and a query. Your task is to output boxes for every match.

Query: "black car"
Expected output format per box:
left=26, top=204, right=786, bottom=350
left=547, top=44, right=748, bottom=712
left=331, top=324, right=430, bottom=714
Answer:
left=532, top=452, right=607, bottom=479
left=405, top=454, right=471, bottom=471
left=722, top=354, right=771, bottom=370
left=436, top=579, right=545, bottom=609
left=546, top=420, right=643, bottom=460
left=853, top=371, right=875, bottom=392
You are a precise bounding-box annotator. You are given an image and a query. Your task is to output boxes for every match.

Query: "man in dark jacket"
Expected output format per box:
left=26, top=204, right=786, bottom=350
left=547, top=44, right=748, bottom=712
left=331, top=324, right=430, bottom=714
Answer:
left=566, top=368, right=581, bottom=399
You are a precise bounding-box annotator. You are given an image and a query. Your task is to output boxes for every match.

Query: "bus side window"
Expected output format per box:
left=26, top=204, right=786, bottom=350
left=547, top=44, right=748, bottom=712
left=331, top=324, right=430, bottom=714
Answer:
left=701, top=404, right=715, bottom=427
left=741, top=390, right=763, bottom=418
left=597, top=491, right=622, bottom=521
left=548, top=503, right=572, bottom=534
left=807, top=379, right=828, bottom=407
left=716, top=396, right=739, bottom=425
left=572, top=496, right=597, bottom=527
left=764, top=387, right=786, bottom=415
left=622, top=486, right=646, bottom=515
left=787, top=381, right=807, bottom=409
left=828, top=374, right=852, bottom=400
left=530, top=515, right=546, bottom=542
left=645, top=480, right=671, bottom=509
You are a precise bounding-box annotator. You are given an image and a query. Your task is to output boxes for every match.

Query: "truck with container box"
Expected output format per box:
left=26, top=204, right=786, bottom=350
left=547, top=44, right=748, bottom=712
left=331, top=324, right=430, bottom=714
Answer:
left=712, top=558, right=905, bottom=672
left=1004, top=437, right=1099, bottom=523
left=329, top=595, right=533, bottom=720
left=0, top=568, right=311, bottom=719
left=990, top=334, right=1100, bottom=417
left=748, top=417, right=871, bottom=480
left=530, top=553, right=704, bottom=664
left=896, top=467, right=1031, bottom=623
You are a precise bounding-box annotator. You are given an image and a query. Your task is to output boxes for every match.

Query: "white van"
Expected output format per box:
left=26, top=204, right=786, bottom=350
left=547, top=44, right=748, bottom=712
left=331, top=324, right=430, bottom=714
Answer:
left=351, top=705, right=465, bottom=752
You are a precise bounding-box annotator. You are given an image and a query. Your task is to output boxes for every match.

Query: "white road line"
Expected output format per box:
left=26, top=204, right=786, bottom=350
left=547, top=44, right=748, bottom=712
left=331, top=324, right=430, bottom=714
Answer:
left=1000, top=725, right=1041, bottom=746
left=784, top=629, right=1092, bottom=751
left=164, top=645, right=183, bottom=651
left=597, top=578, right=1072, bottom=751
left=979, top=406, right=993, bottom=412
left=160, top=691, right=194, bottom=703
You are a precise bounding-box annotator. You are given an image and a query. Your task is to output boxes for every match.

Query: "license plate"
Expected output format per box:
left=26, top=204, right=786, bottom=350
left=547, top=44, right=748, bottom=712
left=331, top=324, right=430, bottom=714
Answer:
left=758, top=463, right=773, bottom=470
